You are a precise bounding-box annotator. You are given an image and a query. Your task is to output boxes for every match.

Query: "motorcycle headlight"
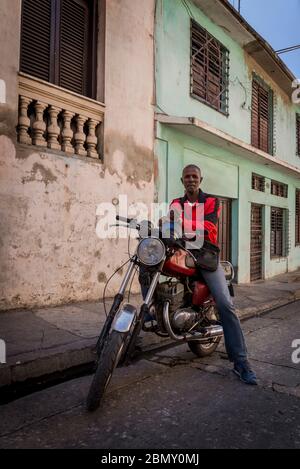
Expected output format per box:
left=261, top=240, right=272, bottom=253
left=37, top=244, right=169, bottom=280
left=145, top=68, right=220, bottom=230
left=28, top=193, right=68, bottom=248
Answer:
left=137, top=238, right=165, bottom=266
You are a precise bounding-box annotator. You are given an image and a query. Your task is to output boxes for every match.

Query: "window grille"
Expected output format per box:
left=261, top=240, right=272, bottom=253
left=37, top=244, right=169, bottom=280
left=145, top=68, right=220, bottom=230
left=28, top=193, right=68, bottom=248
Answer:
left=271, top=207, right=289, bottom=257
left=271, top=180, right=288, bottom=198
left=296, top=190, right=300, bottom=245
left=252, top=174, right=265, bottom=192
left=191, top=20, right=229, bottom=115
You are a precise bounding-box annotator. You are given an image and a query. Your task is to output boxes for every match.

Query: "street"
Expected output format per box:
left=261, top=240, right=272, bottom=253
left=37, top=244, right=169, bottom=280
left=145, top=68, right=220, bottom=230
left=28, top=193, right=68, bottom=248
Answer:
left=0, top=302, right=300, bottom=449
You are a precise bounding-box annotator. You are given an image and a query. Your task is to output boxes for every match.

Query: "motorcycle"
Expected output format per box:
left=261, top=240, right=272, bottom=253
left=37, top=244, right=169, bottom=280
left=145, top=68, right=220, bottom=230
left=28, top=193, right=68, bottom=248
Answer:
left=86, top=215, right=235, bottom=411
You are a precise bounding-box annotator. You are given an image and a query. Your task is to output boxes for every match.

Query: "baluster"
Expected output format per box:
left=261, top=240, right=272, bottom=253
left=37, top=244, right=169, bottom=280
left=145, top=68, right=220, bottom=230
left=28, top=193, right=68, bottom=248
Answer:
left=74, top=115, right=86, bottom=156
left=47, top=105, right=60, bottom=150
left=86, top=118, right=99, bottom=158
left=32, top=101, right=47, bottom=147
left=18, top=96, right=31, bottom=144
left=61, top=110, right=74, bottom=154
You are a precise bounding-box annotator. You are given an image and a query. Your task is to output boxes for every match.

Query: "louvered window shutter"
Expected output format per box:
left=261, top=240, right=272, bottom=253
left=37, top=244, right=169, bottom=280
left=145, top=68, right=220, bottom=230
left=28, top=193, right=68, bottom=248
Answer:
left=20, top=0, right=52, bottom=82
left=59, top=0, right=90, bottom=96
left=251, top=81, right=259, bottom=149
left=20, top=0, right=96, bottom=98
left=297, top=114, right=300, bottom=156
left=296, top=190, right=300, bottom=245
left=251, top=78, right=273, bottom=154
left=191, top=20, right=229, bottom=114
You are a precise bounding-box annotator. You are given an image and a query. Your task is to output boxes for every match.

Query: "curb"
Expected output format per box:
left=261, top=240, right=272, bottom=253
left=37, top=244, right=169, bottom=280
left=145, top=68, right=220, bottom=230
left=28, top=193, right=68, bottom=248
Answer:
left=1, top=295, right=299, bottom=394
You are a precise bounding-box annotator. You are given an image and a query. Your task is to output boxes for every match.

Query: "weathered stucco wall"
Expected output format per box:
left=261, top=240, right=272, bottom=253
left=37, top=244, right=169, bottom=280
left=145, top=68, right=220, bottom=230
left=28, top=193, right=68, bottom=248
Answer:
left=0, top=0, right=155, bottom=310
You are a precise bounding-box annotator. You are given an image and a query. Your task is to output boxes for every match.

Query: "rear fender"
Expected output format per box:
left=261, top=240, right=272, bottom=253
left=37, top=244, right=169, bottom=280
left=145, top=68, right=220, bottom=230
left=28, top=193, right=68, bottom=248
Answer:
left=111, top=304, right=137, bottom=333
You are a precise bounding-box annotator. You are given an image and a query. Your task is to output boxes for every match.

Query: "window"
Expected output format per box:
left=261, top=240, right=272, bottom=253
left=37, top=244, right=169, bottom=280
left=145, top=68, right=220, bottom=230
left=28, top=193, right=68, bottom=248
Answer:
left=271, top=180, right=288, bottom=198
left=20, top=0, right=98, bottom=99
left=296, top=190, right=300, bottom=245
left=252, top=174, right=265, bottom=192
left=270, top=207, right=284, bottom=257
left=190, top=20, right=229, bottom=115
left=251, top=76, right=274, bottom=154
left=297, top=114, right=300, bottom=156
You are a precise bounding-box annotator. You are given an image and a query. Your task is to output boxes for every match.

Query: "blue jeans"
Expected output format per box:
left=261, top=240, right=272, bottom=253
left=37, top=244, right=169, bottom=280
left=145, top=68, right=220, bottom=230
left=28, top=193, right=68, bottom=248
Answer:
left=199, top=262, right=247, bottom=363
left=139, top=262, right=247, bottom=363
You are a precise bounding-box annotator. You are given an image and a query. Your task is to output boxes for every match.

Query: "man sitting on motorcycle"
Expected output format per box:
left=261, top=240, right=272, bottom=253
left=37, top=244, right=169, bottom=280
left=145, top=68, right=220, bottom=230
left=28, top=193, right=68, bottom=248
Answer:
left=141, top=164, right=257, bottom=386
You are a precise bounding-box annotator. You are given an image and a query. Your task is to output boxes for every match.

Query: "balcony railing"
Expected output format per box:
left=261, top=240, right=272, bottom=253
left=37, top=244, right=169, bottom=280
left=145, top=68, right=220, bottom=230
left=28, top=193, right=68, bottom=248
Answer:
left=17, top=73, right=105, bottom=159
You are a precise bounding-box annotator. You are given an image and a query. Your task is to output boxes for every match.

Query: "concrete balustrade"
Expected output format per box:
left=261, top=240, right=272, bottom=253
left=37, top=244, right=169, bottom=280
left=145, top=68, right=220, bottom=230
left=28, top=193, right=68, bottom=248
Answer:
left=17, top=72, right=104, bottom=159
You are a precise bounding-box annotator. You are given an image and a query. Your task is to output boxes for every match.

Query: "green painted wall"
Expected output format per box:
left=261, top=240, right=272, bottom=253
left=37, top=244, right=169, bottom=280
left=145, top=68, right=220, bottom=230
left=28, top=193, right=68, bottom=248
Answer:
left=155, top=0, right=300, bottom=159
left=155, top=125, right=300, bottom=282
left=155, top=0, right=300, bottom=282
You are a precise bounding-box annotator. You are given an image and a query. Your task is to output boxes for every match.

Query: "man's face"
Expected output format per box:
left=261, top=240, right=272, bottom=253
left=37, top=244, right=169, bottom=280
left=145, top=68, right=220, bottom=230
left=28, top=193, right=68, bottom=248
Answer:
left=181, top=167, right=202, bottom=193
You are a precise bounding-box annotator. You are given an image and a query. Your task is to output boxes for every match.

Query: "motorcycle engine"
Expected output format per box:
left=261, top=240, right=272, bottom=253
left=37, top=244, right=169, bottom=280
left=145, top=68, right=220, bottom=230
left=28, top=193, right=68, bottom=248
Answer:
left=171, top=307, right=198, bottom=331
left=155, top=280, right=200, bottom=332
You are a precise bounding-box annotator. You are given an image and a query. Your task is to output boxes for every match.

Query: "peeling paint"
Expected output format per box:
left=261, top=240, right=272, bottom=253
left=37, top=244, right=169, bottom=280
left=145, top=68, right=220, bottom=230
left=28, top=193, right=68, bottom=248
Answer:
left=104, top=131, right=154, bottom=186
left=22, top=163, right=57, bottom=186
left=0, top=105, right=17, bottom=141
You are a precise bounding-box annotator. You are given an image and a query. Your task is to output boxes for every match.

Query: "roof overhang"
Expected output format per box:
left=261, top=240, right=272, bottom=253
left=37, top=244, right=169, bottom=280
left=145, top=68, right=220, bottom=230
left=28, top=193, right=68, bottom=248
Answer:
left=191, top=0, right=295, bottom=97
left=155, top=113, right=300, bottom=180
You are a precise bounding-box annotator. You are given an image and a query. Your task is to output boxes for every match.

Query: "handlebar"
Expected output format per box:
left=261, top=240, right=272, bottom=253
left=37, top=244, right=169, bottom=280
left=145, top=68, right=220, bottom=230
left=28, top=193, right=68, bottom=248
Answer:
left=116, top=215, right=136, bottom=225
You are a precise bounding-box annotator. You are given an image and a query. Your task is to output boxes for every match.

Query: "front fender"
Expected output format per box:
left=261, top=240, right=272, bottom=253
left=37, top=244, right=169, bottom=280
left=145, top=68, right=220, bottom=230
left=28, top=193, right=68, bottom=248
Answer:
left=111, top=304, right=137, bottom=333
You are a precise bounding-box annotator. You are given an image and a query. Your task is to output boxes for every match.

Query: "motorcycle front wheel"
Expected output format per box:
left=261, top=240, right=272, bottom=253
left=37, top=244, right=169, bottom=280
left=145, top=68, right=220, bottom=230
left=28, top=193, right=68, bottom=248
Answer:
left=86, top=330, right=126, bottom=412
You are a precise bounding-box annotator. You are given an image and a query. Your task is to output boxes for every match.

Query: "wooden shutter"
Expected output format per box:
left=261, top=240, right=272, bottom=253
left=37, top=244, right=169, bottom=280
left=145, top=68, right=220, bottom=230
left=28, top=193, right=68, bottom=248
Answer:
left=191, top=24, right=207, bottom=102
left=297, top=114, right=300, bottom=156
left=251, top=78, right=273, bottom=154
left=271, top=207, right=284, bottom=257
left=59, top=0, right=90, bottom=96
left=20, top=0, right=52, bottom=82
left=252, top=173, right=265, bottom=192
left=296, top=190, right=300, bottom=245
left=271, top=180, right=288, bottom=198
left=20, top=0, right=96, bottom=98
left=217, top=198, right=232, bottom=262
left=191, top=20, right=229, bottom=114
left=251, top=80, right=259, bottom=149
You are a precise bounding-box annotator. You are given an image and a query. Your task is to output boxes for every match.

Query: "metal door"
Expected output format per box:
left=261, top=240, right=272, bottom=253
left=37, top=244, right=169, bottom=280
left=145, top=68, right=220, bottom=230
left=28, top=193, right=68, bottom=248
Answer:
left=250, top=204, right=263, bottom=281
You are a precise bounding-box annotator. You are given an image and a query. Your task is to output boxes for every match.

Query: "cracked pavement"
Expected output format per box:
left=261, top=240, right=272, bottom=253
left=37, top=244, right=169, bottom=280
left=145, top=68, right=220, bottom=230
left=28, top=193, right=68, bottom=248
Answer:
left=0, top=301, right=300, bottom=449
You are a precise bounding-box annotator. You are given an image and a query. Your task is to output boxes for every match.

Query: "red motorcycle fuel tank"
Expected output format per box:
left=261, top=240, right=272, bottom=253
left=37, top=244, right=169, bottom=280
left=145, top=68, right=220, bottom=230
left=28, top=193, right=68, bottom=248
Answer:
left=163, top=249, right=196, bottom=277
left=192, top=281, right=211, bottom=306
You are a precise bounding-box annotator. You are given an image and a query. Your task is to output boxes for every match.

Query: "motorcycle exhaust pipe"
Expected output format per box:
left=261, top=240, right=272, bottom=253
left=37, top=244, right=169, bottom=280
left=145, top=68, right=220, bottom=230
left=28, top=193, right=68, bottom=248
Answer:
left=163, top=301, right=223, bottom=343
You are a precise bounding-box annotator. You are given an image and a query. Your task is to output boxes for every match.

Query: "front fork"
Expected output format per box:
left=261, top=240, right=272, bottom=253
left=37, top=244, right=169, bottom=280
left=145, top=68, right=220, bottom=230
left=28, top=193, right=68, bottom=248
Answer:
left=123, top=263, right=164, bottom=361
left=96, top=258, right=137, bottom=355
left=96, top=257, right=164, bottom=357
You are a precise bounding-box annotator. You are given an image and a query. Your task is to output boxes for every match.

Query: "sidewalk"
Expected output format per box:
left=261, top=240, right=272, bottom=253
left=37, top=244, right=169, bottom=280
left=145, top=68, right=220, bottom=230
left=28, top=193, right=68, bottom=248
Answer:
left=1, top=269, right=300, bottom=390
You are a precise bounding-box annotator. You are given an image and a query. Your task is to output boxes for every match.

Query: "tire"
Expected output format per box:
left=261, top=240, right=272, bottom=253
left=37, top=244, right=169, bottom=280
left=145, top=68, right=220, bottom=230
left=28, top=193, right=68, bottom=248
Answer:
left=86, top=331, right=126, bottom=412
left=188, top=336, right=221, bottom=357
left=188, top=305, right=221, bottom=358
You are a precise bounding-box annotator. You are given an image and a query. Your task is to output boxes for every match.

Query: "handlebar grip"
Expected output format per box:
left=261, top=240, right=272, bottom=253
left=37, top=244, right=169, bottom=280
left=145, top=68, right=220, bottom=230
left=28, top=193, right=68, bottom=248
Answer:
left=116, top=215, right=135, bottom=224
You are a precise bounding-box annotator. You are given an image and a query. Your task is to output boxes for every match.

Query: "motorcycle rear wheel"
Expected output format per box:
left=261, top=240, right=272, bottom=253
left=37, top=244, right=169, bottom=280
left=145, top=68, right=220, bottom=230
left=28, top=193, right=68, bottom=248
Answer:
left=86, top=330, right=126, bottom=411
left=188, top=336, right=221, bottom=357
left=188, top=305, right=221, bottom=357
